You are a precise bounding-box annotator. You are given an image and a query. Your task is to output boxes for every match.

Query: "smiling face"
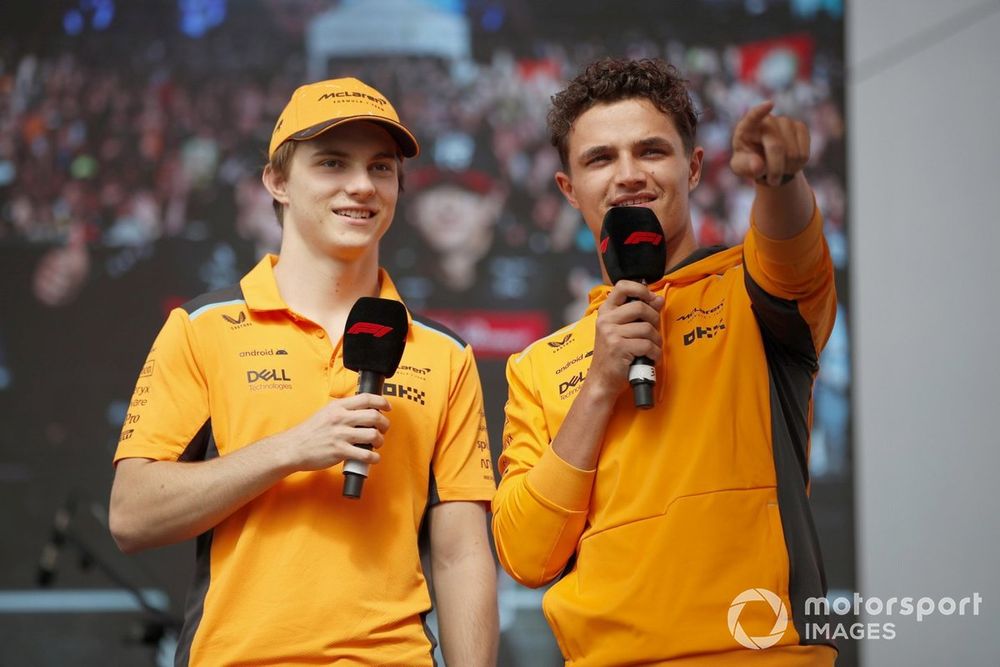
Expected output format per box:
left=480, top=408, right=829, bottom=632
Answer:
left=554, top=97, right=704, bottom=275
left=263, top=121, right=400, bottom=262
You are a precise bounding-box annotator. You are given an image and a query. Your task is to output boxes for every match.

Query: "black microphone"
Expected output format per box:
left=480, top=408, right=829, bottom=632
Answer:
left=600, top=206, right=667, bottom=409
left=341, top=297, right=408, bottom=499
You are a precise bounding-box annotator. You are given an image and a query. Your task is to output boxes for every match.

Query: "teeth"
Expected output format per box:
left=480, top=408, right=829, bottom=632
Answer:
left=615, top=198, right=652, bottom=207
left=335, top=209, right=373, bottom=219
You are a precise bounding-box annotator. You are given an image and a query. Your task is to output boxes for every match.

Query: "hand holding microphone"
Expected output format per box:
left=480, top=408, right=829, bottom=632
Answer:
left=341, top=297, right=408, bottom=499
left=597, top=207, right=667, bottom=409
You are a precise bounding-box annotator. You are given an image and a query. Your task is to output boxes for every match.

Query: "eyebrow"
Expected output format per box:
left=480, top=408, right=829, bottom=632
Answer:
left=637, top=136, right=673, bottom=150
left=312, top=149, right=398, bottom=161
left=579, top=145, right=611, bottom=165
left=577, top=136, right=674, bottom=165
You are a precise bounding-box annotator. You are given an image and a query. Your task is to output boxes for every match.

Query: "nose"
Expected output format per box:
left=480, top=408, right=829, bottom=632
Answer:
left=345, top=166, right=376, bottom=199
left=614, top=155, right=646, bottom=189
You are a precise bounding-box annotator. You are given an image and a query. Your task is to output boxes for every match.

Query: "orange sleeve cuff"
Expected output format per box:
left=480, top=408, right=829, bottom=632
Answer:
left=748, top=197, right=824, bottom=266
left=524, top=447, right=596, bottom=513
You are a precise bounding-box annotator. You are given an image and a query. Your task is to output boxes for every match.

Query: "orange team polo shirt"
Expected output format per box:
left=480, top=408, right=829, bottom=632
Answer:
left=114, top=255, right=496, bottom=666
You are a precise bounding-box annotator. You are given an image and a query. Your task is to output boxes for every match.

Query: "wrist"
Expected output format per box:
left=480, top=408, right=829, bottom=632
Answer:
left=579, top=372, right=622, bottom=408
left=263, top=430, right=300, bottom=475
left=755, top=172, right=797, bottom=187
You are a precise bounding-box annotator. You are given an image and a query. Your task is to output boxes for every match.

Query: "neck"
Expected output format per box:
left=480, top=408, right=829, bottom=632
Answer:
left=272, top=235, right=381, bottom=324
left=664, top=221, right=698, bottom=274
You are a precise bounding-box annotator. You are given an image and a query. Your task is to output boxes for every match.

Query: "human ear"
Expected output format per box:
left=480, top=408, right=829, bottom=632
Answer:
left=688, top=147, right=705, bottom=191
left=262, top=164, right=290, bottom=205
left=554, top=171, right=580, bottom=209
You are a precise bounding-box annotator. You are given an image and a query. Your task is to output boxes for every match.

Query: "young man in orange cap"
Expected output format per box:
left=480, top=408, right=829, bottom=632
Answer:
left=110, top=78, right=498, bottom=666
left=493, top=58, right=837, bottom=665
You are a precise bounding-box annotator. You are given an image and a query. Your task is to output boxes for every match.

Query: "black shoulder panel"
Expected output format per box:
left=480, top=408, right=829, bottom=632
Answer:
left=181, top=285, right=245, bottom=315
left=743, top=257, right=818, bottom=369
left=411, top=312, right=468, bottom=348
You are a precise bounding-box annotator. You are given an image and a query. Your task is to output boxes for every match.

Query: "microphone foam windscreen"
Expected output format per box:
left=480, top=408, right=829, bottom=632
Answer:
left=343, top=297, right=408, bottom=377
left=600, top=206, right=667, bottom=284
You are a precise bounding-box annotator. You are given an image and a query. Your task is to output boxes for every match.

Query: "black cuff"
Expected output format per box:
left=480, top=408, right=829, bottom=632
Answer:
left=756, top=173, right=797, bottom=186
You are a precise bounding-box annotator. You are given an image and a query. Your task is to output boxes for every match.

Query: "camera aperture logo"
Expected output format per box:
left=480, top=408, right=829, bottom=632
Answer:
left=728, top=588, right=788, bottom=650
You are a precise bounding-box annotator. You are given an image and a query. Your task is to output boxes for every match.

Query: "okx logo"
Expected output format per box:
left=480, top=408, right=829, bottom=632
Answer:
left=728, top=588, right=788, bottom=650
left=384, top=382, right=426, bottom=405
left=683, top=322, right=726, bottom=346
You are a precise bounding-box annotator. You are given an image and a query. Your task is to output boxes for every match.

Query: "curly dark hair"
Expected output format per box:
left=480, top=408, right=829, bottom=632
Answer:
left=548, top=58, right=699, bottom=169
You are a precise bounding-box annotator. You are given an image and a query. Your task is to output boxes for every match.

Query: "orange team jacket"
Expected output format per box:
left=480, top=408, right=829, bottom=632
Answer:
left=493, top=206, right=839, bottom=666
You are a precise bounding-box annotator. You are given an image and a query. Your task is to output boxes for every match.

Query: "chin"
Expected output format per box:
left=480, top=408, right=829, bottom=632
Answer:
left=333, top=234, right=382, bottom=256
left=327, top=246, right=372, bottom=263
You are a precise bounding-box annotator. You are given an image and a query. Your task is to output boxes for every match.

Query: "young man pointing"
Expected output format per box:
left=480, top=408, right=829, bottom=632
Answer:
left=494, top=58, right=837, bottom=666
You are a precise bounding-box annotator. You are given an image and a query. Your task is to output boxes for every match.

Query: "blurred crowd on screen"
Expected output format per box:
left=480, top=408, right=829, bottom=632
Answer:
left=0, top=0, right=848, bottom=476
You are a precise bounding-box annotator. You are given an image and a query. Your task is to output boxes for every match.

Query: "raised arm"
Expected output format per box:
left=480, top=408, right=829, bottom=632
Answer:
left=731, top=101, right=837, bottom=357
left=730, top=100, right=815, bottom=240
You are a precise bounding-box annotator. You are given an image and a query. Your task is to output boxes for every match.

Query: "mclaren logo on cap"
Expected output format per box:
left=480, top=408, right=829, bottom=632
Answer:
left=317, top=91, right=388, bottom=106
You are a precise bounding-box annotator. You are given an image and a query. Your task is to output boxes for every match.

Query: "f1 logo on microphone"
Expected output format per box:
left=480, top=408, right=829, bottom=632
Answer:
left=600, top=237, right=610, bottom=254
left=624, top=231, right=663, bottom=246
left=347, top=322, right=393, bottom=337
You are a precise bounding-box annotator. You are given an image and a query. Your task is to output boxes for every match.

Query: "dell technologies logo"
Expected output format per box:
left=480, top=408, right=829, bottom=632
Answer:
left=246, top=369, right=291, bottom=383
left=246, top=368, right=293, bottom=392
left=559, top=371, right=585, bottom=398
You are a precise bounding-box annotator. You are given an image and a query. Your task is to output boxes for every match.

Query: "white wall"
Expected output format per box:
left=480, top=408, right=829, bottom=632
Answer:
left=851, top=1, right=1000, bottom=664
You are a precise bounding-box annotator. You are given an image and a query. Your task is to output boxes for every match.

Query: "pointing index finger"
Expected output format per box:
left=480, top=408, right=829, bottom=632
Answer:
left=733, top=100, right=775, bottom=144
left=744, top=100, right=775, bottom=124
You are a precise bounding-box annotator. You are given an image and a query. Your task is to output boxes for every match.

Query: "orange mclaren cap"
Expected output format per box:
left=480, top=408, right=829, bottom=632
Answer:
left=268, top=77, right=419, bottom=159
